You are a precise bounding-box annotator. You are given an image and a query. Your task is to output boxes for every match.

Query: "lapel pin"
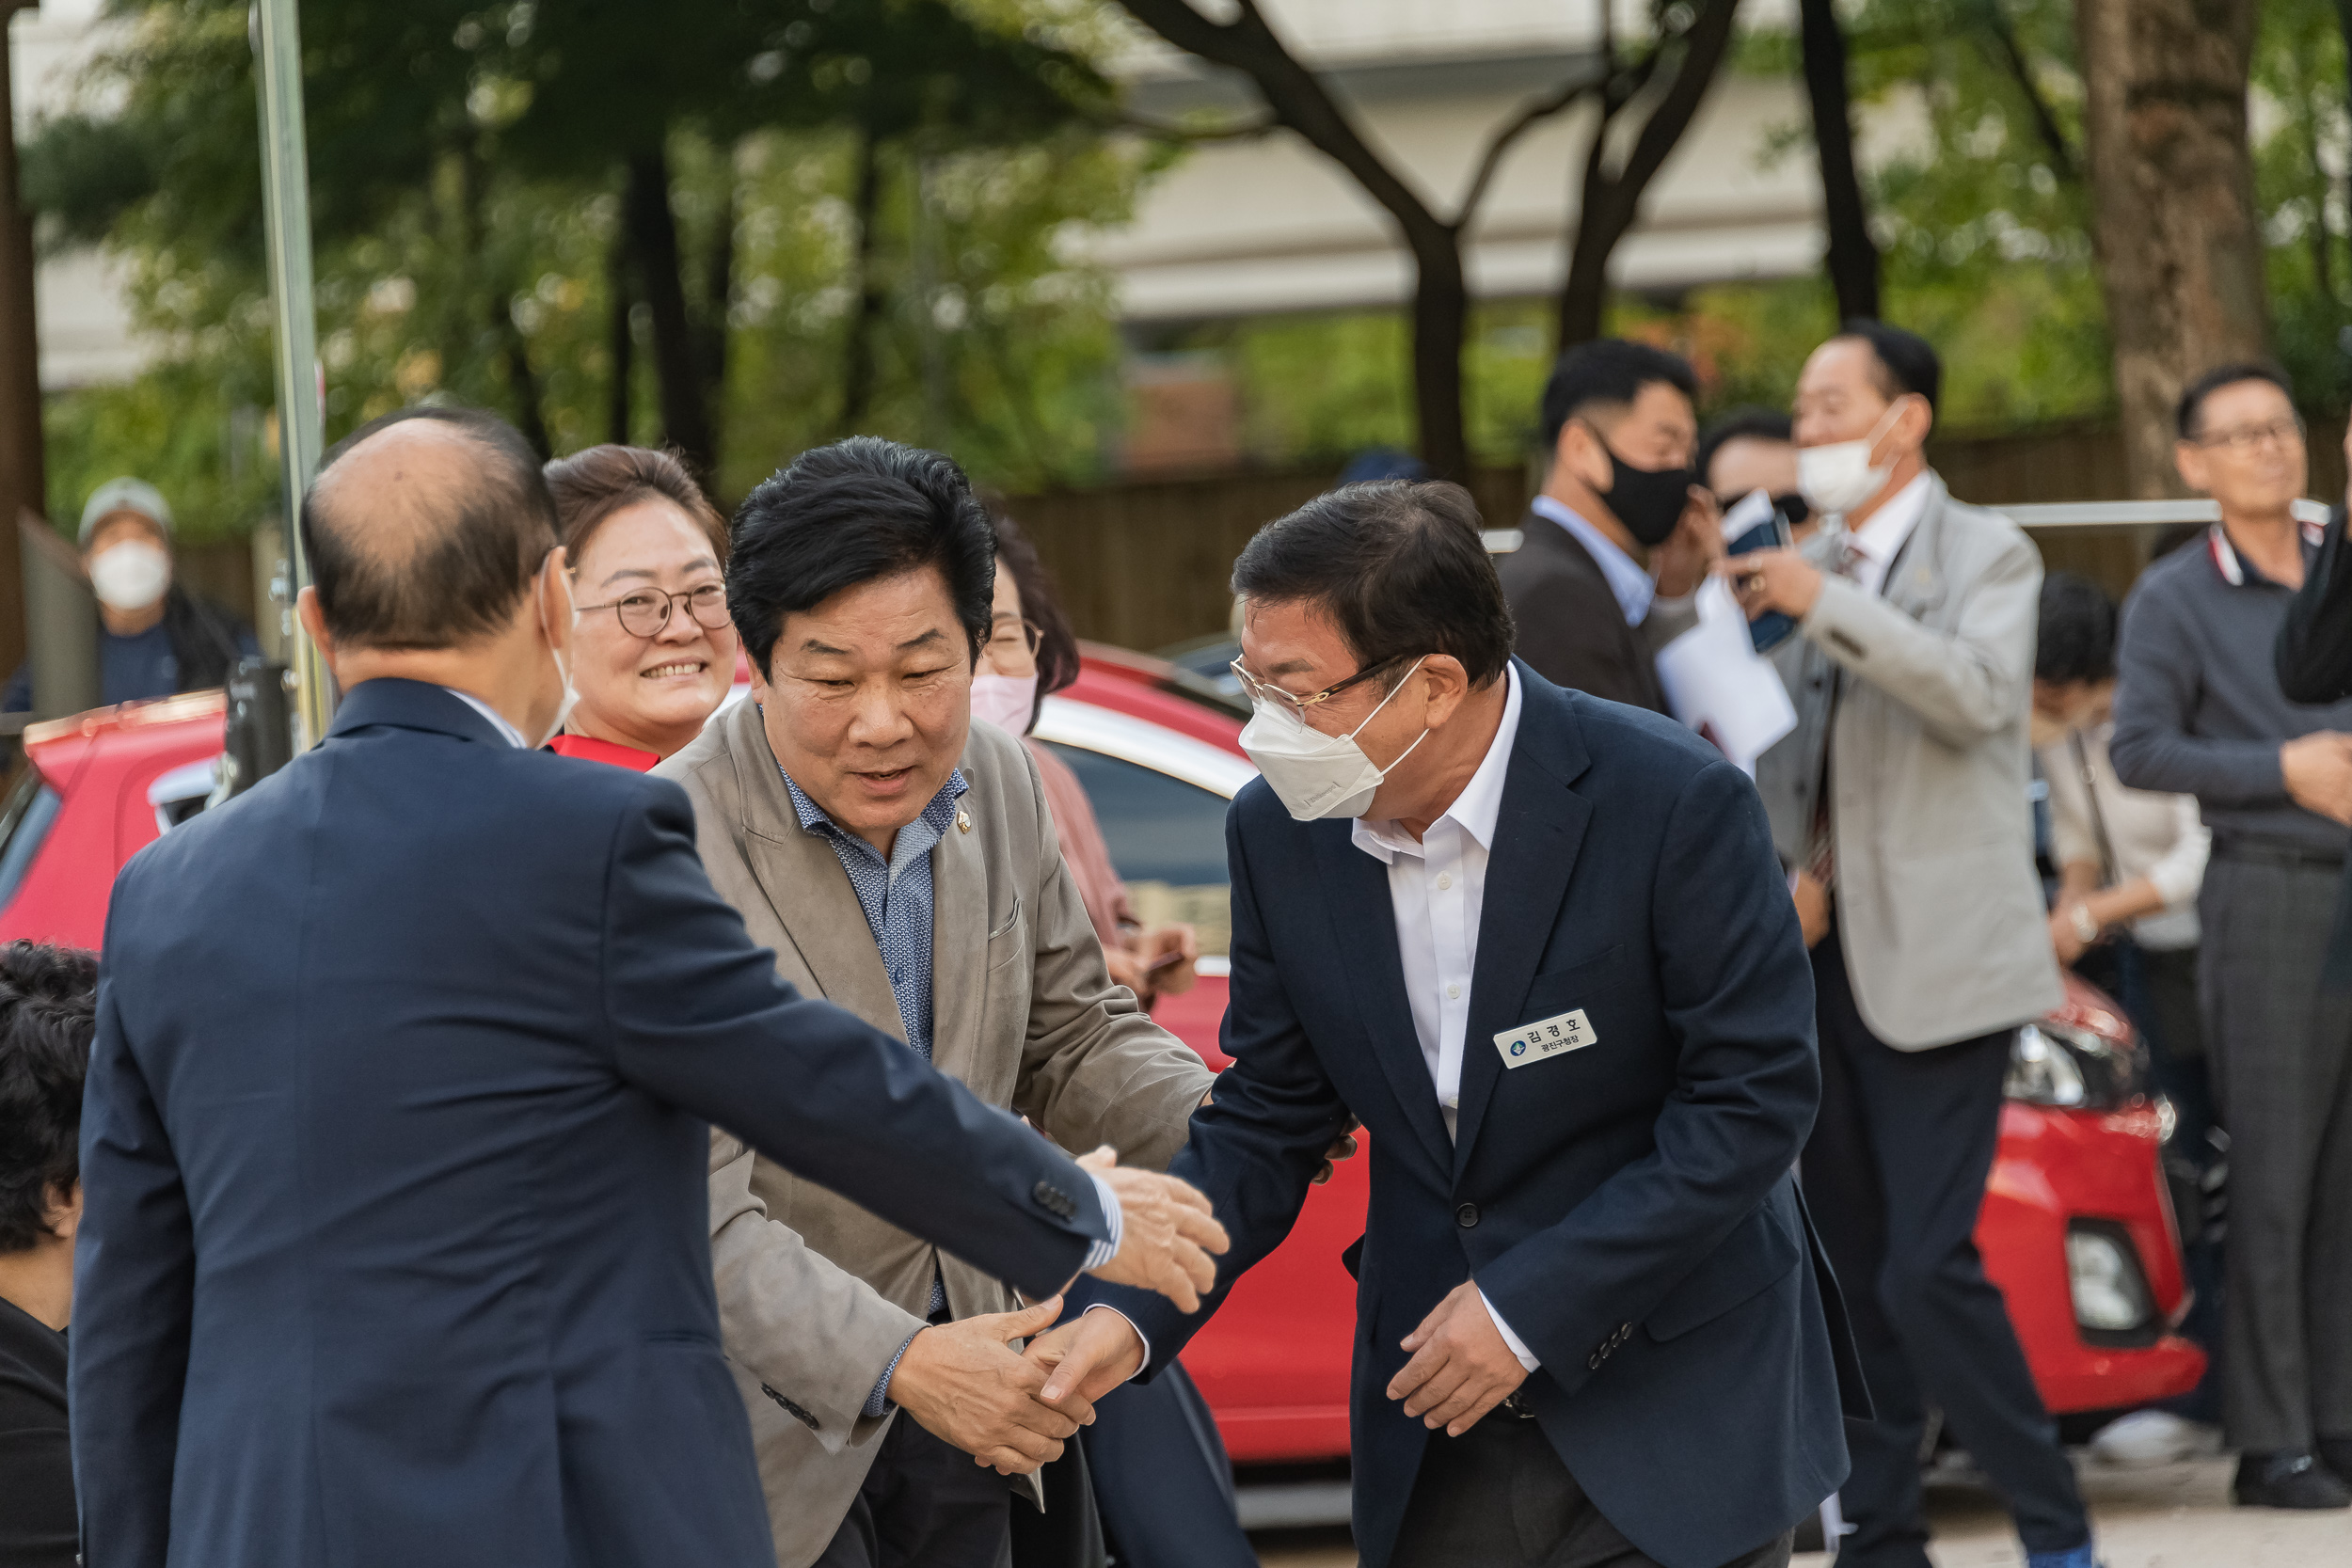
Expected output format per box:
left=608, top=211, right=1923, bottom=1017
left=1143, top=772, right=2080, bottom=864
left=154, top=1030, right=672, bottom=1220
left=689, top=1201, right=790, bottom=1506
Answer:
left=956, top=808, right=972, bottom=834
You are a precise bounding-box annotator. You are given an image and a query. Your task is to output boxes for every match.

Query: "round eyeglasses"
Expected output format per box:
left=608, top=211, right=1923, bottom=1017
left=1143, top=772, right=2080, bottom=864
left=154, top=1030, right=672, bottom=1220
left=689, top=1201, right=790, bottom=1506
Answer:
left=2189, top=415, right=2305, bottom=453
left=577, top=582, right=732, bottom=639
left=983, top=616, right=1043, bottom=672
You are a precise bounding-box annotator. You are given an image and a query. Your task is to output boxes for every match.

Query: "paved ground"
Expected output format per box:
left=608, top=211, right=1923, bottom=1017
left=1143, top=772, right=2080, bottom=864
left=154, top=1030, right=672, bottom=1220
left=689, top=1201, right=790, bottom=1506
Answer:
left=1248, top=1455, right=2351, bottom=1566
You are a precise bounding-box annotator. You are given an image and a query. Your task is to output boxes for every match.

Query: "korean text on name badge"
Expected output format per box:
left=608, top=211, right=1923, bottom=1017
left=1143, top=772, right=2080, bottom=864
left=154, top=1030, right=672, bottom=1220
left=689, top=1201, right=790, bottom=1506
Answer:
left=1494, top=1007, right=1596, bottom=1069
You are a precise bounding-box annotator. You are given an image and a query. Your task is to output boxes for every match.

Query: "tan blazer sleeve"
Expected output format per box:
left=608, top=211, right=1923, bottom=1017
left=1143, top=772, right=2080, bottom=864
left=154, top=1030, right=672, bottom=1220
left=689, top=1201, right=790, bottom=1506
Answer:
left=1007, top=749, right=1216, bottom=1173
left=707, top=1128, right=923, bottom=1450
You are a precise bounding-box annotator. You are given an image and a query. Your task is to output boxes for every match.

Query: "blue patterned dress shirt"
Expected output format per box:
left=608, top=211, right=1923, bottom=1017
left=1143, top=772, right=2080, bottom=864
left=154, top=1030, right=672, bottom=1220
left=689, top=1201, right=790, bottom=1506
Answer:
left=773, top=760, right=1117, bottom=1418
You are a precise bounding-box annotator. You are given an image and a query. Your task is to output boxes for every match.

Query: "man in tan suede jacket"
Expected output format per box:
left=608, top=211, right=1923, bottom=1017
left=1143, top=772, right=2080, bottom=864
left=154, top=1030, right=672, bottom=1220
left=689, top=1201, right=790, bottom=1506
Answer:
left=659, top=437, right=1216, bottom=1568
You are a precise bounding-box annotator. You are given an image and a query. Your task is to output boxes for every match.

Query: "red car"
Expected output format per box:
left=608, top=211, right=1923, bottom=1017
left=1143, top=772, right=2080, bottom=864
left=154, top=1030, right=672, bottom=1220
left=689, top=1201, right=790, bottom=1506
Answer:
left=0, top=666, right=2203, bottom=1470
left=0, top=691, right=229, bottom=949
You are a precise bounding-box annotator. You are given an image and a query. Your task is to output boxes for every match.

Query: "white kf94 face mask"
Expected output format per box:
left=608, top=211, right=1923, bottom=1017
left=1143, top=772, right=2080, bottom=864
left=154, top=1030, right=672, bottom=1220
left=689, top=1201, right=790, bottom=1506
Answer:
left=1797, top=397, right=1910, bottom=518
left=88, top=540, right=171, bottom=611
left=1240, top=657, right=1429, bottom=821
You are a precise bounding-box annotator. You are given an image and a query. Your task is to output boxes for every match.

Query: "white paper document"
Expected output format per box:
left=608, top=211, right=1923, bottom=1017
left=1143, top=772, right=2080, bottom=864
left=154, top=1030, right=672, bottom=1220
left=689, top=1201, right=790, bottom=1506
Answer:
left=1653, top=576, right=1798, bottom=775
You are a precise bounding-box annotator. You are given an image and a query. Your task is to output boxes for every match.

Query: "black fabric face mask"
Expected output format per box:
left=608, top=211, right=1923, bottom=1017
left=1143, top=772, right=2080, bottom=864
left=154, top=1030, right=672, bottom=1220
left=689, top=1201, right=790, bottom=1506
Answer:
left=1581, top=420, right=1694, bottom=547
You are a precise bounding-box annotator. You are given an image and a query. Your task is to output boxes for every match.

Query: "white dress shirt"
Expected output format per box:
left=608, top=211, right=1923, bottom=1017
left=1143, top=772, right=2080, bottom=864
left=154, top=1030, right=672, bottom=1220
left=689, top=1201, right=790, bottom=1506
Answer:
left=441, top=688, right=528, bottom=748
left=1530, top=495, right=1654, bottom=626
left=1831, top=471, right=1933, bottom=596
left=1348, top=665, right=1540, bottom=1370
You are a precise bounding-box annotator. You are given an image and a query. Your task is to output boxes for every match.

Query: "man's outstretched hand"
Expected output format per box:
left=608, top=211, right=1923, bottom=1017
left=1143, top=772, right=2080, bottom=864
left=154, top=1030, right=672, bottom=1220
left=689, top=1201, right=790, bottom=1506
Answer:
left=1026, top=1307, right=1149, bottom=1417
left=1387, top=1281, right=1529, bottom=1437
left=1076, top=1147, right=1229, bottom=1312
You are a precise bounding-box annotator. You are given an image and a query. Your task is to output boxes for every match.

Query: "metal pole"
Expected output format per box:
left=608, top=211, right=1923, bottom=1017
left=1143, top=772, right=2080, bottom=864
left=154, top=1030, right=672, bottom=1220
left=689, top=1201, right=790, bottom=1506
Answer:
left=252, top=0, right=333, bottom=747
left=0, top=4, right=49, bottom=699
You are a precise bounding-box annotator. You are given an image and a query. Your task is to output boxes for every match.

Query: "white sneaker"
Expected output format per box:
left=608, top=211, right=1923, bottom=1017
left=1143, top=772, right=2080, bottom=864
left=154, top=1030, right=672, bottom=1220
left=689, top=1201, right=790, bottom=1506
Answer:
left=2088, top=1409, right=2217, bottom=1466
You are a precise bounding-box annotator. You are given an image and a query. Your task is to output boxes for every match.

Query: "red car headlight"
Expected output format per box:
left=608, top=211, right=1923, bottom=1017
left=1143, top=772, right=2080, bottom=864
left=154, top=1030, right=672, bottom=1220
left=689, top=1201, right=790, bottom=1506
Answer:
left=2005, top=1018, right=2148, bottom=1111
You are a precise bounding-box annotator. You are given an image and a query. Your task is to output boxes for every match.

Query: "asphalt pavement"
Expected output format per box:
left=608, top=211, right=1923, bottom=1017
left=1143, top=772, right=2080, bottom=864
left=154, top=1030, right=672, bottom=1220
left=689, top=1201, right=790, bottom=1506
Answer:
left=1248, top=1454, right=2351, bottom=1566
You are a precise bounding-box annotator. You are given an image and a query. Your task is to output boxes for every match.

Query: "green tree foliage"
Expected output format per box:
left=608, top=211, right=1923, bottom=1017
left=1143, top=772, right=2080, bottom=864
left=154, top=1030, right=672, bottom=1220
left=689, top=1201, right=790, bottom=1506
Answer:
left=1676, top=0, right=2111, bottom=431
left=1659, top=0, right=2342, bottom=433
left=28, top=0, right=1143, bottom=538
left=1214, top=0, right=2352, bottom=466
left=2253, top=0, right=2352, bottom=414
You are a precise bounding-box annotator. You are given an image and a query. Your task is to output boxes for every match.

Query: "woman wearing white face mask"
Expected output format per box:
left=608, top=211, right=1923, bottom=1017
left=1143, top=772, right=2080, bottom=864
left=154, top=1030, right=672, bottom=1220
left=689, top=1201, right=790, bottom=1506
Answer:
left=2, top=478, right=260, bottom=715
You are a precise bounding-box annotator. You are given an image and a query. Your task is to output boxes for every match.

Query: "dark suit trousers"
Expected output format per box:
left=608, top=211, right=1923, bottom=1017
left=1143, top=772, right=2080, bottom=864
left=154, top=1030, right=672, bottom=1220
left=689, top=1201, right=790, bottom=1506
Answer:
left=1391, top=1415, right=1795, bottom=1568
left=1080, top=1361, right=1254, bottom=1568
left=814, top=1412, right=1015, bottom=1568
left=1804, top=935, right=2088, bottom=1567
left=2199, top=853, right=2352, bottom=1453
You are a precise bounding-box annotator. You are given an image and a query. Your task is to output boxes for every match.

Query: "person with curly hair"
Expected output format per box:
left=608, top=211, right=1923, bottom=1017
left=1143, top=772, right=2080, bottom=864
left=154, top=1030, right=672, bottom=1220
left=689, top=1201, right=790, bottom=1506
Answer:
left=0, top=941, right=99, bottom=1568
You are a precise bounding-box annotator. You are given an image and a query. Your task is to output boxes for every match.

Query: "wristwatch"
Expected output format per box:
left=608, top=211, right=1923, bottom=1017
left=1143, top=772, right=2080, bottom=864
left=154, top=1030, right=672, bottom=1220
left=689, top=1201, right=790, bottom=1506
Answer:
left=2069, top=904, right=2100, bottom=944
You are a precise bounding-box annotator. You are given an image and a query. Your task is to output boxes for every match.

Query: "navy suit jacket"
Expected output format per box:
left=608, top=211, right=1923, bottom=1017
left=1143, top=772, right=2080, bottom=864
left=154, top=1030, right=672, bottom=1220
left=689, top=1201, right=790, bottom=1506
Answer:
left=1083, top=663, right=1860, bottom=1568
left=71, top=680, right=1110, bottom=1568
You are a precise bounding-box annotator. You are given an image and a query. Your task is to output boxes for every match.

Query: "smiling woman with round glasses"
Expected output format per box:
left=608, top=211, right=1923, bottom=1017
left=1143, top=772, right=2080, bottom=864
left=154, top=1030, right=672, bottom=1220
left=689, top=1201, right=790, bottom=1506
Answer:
left=543, top=444, right=739, bottom=768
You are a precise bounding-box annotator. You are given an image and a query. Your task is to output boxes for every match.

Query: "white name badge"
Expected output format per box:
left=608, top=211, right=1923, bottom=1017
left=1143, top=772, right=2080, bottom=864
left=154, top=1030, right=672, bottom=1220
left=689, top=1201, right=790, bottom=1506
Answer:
left=1494, top=1007, right=1596, bottom=1068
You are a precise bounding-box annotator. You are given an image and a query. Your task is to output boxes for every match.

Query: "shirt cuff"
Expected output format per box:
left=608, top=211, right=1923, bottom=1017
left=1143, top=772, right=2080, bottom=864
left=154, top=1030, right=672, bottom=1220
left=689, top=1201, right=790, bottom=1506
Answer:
left=1478, top=1288, right=1541, bottom=1373
left=1080, top=1169, right=1122, bottom=1272
left=865, top=1325, right=925, bottom=1419
left=1079, top=1304, right=1152, bottom=1378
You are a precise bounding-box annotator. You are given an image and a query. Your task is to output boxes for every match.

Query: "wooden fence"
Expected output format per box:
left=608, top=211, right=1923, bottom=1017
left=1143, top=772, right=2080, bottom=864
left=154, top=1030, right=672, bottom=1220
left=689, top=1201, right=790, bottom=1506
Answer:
left=1004, top=425, right=2300, bottom=651
left=168, top=418, right=2352, bottom=657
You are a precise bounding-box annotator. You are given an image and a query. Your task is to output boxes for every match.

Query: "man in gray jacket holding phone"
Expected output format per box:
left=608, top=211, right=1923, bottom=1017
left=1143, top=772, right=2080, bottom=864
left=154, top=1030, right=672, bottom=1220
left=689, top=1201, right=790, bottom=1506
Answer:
left=1733, top=322, right=2093, bottom=1568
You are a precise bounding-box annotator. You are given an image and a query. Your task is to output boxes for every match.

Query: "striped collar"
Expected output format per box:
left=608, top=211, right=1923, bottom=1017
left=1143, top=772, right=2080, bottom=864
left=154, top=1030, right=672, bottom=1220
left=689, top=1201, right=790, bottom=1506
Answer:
left=2208, top=518, right=2323, bottom=588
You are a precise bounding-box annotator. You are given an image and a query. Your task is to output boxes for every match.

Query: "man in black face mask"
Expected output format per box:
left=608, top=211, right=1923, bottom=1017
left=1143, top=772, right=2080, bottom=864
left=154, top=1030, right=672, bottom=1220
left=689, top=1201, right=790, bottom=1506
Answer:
left=1496, top=340, right=1721, bottom=711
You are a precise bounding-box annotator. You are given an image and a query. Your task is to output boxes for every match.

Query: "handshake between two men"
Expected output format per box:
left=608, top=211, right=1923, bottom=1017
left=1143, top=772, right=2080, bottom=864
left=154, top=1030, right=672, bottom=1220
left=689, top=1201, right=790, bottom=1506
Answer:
left=880, top=1145, right=1229, bottom=1476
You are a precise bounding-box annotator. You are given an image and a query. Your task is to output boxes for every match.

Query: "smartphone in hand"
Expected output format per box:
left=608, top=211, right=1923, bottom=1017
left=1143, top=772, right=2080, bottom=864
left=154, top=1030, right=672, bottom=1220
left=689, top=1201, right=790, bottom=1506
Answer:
left=1722, top=489, right=1800, bottom=653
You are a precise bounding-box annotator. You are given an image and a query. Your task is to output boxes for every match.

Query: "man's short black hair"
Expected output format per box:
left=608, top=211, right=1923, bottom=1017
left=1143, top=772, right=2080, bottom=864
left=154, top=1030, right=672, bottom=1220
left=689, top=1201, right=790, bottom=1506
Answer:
left=1232, top=480, right=1514, bottom=689
left=1538, top=339, right=1698, bottom=454
left=729, top=436, right=996, bottom=675
left=2175, top=361, right=2294, bottom=440
left=0, top=942, right=98, bottom=1254
left=1835, top=319, right=1942, bottom=418
left=1696, top=407, right=1794, bottom=489
left=301, top=405, right=561, bottom=650
left=2035, top=572, right=2117, bottom=686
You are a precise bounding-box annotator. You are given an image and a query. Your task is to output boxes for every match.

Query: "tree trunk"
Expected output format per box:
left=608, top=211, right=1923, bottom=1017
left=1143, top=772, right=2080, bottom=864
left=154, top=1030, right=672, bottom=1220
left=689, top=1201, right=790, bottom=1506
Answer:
left=1556, top=106, right=1620, bottom=349
left=452, top=141, right=550, bottom=457
left=1406, top=229, right=1470, bottom=482
left=2335, top=0, right=2352, bottom=301
left=840, top=130, right=886, bottom=432
left=1555, top=0, right=1742, bottom=353
left=500, top=305, right=552, bottom=459
left=606, top=220, right=633, bottom=446
left=623, top=149, right=716, bottom=480
left=1114, top=0, right=1470, bottom=480
left=2074, top=0, right=2267, bottom=498
left=1800, top=0, right=1880, bottom=322
left=0, top=21, right=44, bottom=683
left=697, top=165, right=734, bottom=469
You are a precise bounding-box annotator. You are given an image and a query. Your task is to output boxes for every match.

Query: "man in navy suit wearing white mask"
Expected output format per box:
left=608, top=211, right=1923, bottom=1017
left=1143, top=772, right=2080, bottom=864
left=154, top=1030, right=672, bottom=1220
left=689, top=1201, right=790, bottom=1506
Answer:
left=1027, top=480, right=1863, bottom=1568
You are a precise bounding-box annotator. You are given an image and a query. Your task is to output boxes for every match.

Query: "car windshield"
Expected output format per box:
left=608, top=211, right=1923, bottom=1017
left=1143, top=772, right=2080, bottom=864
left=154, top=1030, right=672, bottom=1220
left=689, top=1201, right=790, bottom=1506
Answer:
left=1041, top=741, right=1232, bottom=957
left=0, top=767, right=62, bottom=919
